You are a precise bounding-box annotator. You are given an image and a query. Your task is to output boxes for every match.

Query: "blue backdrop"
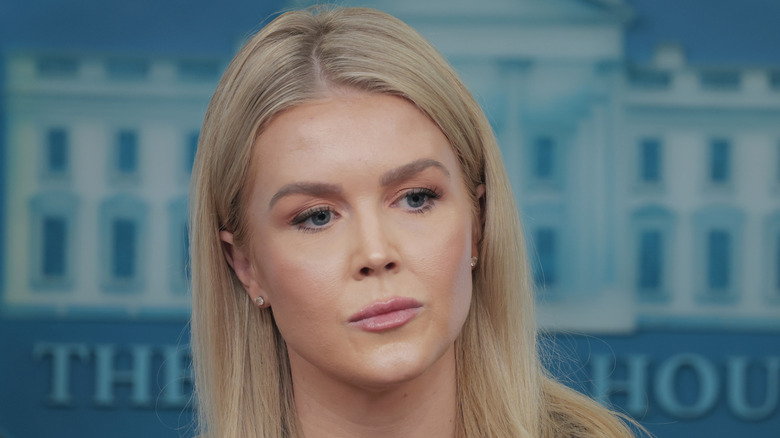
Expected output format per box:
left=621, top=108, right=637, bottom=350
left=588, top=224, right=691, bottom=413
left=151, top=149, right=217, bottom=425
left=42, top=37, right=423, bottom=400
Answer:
left=1, top=1, right=779, bottom=437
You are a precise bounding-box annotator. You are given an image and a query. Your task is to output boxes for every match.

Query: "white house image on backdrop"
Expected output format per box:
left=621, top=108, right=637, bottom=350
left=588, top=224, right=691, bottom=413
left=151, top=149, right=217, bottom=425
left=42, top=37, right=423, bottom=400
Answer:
left=4, top=0, right=780, bottom=332
left=2, top=52, right=220, bottom=319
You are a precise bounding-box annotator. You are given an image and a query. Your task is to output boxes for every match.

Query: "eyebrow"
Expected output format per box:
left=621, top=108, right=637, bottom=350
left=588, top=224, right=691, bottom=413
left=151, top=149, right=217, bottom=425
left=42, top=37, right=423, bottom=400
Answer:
left=268, top=158, right=449, bottom=208
left=380, top=158, right=450, bottom=187
left=269, top=182, right=343, bottom=208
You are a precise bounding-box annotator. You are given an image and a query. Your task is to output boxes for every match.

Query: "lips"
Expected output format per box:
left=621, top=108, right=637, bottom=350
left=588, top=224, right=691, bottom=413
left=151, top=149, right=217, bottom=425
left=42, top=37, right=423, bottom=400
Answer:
left=348, top=297, right=422, bottom=332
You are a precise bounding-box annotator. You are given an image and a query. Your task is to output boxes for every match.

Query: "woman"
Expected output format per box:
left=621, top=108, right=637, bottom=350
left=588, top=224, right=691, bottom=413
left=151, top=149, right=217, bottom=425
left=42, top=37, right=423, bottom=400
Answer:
left=190, top=6, right=640, bottom=438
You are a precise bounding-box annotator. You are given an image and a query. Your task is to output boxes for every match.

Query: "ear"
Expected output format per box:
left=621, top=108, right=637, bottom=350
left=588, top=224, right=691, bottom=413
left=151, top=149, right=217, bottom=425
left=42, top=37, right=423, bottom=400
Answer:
left=471, top=184, right=486, bottom=257
left=219, top=230, right=268, bottom=307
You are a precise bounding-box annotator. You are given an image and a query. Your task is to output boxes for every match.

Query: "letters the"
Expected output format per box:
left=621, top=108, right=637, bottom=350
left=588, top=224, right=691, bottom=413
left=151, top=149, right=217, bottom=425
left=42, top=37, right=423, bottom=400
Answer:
left=33, top=342, right=90, bottom=406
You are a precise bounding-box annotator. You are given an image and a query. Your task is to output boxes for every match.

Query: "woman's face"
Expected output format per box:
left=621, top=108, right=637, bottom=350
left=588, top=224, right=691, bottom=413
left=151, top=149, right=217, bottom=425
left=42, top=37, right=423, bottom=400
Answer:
left=225, top=91, right=480, bottom=391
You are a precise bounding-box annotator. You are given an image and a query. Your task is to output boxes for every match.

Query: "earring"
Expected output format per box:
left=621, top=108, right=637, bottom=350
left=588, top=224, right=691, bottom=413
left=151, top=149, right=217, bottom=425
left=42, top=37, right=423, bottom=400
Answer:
left=470, top=256, right=478, bottom=268
left=254, top=296, right=265, bottom=307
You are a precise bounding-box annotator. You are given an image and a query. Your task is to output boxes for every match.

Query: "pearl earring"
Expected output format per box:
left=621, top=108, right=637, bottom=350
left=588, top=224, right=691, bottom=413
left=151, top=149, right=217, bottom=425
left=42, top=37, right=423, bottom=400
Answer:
left=254, top=296, right=265, bottom=307
left=470, top=256, right=478, bottom=268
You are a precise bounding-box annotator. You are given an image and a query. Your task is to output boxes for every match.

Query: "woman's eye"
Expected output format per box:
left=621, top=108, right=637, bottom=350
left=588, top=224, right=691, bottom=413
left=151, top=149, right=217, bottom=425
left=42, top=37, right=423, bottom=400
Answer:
left=405, top=192, right=428, bottom=208
left=310, top=210, right=332, bottom=226
left=400, top=188, right=440, bottom=212
left=291, top=207, right=336, bottom=231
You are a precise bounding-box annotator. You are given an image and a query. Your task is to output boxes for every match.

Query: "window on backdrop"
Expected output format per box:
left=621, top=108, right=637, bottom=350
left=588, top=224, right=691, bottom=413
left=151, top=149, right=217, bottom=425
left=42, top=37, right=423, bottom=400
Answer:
left=631, top=206, right=674, bottom=302
left=99, top=195, right=147, bottom=293
left=168, top=197, right=190, bottom=293
left=533, top=227, right=558, bottom=289
left=29, top=192, right=78, bottom=291
left=186, top=130, right=199, bottom=174
left=638, top=137, right=662, bottom=185
left=708, top=138, right=731, bottom=185
left=707, top=229, right=731, bottom=292
left=533, top=136, right=555, bottom=181
left=638, top=229, right=663, bottom=291
left=45, top=127, right=69, bottom=177
left=693, top=206, right=743, bottom=302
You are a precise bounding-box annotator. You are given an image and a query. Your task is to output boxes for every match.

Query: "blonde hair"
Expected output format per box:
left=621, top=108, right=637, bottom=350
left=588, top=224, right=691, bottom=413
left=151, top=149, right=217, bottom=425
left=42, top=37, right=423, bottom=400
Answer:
left=190, top=7, right=639, bottom=438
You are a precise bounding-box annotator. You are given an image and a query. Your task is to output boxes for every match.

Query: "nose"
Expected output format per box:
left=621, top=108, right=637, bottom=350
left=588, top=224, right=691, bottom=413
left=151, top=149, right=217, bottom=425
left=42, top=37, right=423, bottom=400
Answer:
left=351, top=210, right=400, bottom=279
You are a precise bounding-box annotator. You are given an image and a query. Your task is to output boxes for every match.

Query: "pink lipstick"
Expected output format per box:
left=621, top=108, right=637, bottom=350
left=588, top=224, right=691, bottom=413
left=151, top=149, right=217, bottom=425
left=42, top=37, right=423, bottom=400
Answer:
left=348, top=297, right=422, bottom=332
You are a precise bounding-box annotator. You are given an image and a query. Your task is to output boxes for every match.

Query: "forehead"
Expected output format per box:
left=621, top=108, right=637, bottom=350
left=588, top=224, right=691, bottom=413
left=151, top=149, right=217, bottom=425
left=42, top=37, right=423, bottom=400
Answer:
left=250, top=92, right=462, bottom=199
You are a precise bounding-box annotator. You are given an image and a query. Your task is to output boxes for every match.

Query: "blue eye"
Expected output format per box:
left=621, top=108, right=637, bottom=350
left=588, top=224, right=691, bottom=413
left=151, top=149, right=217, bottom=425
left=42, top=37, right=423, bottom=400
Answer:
left=405, top=192, right=428, bottom=208
left=310, top=210, right=331, bottom=226
left=401, top=188, right=440, bottom=212
left=291, top=207, right=335, bottom=232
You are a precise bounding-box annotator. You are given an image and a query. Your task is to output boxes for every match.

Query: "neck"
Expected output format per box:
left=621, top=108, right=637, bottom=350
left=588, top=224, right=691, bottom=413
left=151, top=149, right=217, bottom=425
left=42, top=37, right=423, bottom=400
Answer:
left=291, top=346, right=458, bottom=438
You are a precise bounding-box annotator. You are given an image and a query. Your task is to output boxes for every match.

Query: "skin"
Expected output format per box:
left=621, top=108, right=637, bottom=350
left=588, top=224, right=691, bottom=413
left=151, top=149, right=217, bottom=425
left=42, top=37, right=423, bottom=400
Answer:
left=221, top=90, right=483, bottom=438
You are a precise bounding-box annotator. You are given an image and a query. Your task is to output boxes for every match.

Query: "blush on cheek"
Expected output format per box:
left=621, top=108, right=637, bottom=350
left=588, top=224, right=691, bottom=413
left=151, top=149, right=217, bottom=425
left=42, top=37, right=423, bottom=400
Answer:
left=443, top=216, right=475, bottom=328
left=450, top=243, right=474, bottom=314
left=412, top=212, right=474, bottom=324
left=435, top=214, right=473, bottom=275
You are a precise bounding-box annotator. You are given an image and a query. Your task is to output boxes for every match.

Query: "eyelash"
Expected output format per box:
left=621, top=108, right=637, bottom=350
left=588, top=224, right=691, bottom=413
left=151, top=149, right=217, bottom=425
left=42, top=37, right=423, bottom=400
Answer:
left=289, top=186, right=442, bottom=233
left=397, top=187, right=441, bottom=214
left=290, top=206, right=336, bottom=233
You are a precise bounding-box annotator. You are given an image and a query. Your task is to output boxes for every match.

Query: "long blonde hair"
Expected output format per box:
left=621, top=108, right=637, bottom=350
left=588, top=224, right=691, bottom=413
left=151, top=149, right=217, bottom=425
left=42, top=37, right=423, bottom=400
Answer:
left=190, top=7, right=638, bottom=438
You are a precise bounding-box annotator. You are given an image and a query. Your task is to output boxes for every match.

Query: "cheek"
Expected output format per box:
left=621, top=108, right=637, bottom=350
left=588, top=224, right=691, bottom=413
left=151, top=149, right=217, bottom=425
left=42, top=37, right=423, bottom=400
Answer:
left=449, top=255, right=474, bottom=332
left=445, top=230, right=475, bottom=330
left=258, top=253, right=350, bottom=365
left=408, top=211, right=474, bottom=320
left=256, top=225, right=343, bottom=294
left=253, top=238, right=345, bottom=335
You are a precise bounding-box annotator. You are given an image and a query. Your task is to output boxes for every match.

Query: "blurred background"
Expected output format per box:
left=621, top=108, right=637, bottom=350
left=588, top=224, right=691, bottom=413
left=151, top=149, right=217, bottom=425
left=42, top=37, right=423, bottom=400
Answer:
left=1, top=0, right=779, bottom=436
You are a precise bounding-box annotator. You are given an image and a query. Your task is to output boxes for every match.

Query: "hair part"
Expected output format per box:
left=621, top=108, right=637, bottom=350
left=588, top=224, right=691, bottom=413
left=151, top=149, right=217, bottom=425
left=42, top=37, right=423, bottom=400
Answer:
left=190, top=6, right=642, bottom=438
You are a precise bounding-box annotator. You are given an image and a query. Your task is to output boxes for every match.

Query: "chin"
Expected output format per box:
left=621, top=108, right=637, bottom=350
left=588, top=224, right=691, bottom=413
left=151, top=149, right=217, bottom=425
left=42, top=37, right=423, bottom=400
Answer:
left=347, top=341, right=454, bottom=392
